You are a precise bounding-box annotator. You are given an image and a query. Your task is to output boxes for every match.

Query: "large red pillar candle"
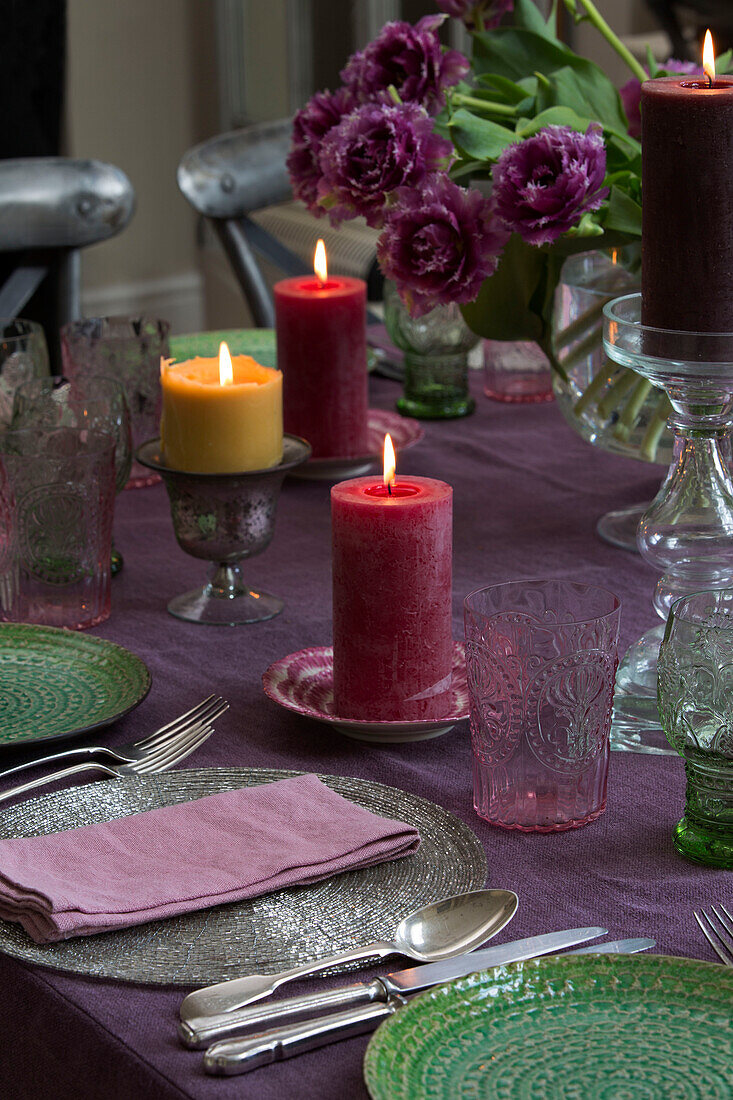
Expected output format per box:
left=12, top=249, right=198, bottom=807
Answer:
left=641, top=66, right=733, bottom=332
left=331, top=474, right=453, bottom=721
left=274, top=246, right=368, bottom=458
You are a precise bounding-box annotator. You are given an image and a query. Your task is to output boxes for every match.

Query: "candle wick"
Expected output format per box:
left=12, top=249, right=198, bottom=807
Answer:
left=387, top=481, right=392, bottom=497
left=707, top=72, right=713, bottom=88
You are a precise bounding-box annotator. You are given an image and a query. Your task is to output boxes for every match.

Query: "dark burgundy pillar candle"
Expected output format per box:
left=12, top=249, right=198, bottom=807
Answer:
left=641, top=76, right=733, bottom=333
left=274, top=275, right=369, bottom=458
left=331, top=475, right=453, bottom=721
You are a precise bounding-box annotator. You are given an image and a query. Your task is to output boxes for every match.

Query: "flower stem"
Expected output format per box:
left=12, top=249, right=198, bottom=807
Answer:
left=613, top=377, right=652, bottom=442
left=574, top=0, right=647, bottom=82
left=597, top=367, right=637, bottom=420
left=639, top=394, right=672, bottom=462
left=451, top=93, right=516, bottom=117
left=573, top=361, right=621, bottom=416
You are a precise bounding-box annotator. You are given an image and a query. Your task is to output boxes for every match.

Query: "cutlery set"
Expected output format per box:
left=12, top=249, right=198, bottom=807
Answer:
left=175, top=889, right=657, bottom=1078
left=0, top=695, right=228, bottom=803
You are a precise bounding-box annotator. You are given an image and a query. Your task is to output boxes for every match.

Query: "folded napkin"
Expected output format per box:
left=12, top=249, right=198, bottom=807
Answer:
left=0, top=774, right=420, bottom=944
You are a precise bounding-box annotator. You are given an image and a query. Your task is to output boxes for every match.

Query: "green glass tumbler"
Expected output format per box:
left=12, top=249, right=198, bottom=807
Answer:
left=383, top=281, right=477, bottom=419
left=657, top=588, right=733, bottom=868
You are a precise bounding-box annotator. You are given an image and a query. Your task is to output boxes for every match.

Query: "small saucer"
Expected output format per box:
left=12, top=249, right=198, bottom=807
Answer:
left=263, top=641, right=468, bottom=743
left=291, top=409, right=424, bottom=481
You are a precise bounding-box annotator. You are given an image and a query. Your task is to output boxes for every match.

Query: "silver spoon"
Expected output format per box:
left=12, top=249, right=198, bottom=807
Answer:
left=179, top=888, right=518, bottom=1021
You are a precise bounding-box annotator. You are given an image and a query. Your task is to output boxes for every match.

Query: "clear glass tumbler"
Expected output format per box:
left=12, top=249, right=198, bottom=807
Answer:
left=0, top=319, right=50, bottom=427
left=657, top=588, right=733, bottom=869
left=60, top=316, right=170, bottom=488
left=0, top=428, right=116, bottom=629
left=464, top=578, right=621, bottom=832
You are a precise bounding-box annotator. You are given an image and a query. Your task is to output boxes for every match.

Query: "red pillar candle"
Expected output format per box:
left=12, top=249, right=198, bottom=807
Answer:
left=274, top=242, right=368, bottom=459
left=331, top=463, right=453, bottom=722
left=641, top=47, right=733, bottom=332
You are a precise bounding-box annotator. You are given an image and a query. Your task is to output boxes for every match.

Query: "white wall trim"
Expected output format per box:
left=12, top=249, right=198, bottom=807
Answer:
left=81, top=270, right=206, bottom=335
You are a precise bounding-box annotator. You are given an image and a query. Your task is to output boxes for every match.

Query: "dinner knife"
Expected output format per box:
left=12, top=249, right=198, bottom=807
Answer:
left=180, top=926, right=607, bottom=1051
left=200, top=937, right=654, bottom=1075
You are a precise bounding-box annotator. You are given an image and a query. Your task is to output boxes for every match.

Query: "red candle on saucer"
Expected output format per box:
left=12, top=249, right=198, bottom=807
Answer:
left=274, top=240, right=369, bottom=459
left=641, top=32, right=733, bottom=332
left=331, top=435, right=453, bottom=721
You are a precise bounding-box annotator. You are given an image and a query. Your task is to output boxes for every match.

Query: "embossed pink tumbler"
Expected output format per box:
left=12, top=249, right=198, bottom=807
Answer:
left=332, top=475, right=452, bottom=721
left=464, top=579, right=620, bottom=832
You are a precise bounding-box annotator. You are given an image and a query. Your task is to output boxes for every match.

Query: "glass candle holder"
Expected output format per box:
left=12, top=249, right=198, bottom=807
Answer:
left=464, top=578, right=620, bottom=832
left=483, top=339, right=553, bottom=403
left=603, top=294, right=733, bottom=752
left=658, top=589, right=733, bottom=869
left=136, top=435, right=311, bottom=625
left=383, top=281, right=477, bottom=420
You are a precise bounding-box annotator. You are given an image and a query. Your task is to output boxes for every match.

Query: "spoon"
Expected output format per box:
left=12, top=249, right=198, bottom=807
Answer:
left=179, top=888, right=518, bottom=1021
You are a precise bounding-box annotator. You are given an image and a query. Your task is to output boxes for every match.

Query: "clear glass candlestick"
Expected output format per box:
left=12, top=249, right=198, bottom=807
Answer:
left=603, top=294, right=733, bottom=752
left=136, top=435, right=310, bottom=624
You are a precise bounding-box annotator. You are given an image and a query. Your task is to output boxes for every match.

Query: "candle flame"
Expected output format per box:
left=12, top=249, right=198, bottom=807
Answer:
left=314, top=239, right=328, bottom=286
left=383, top=433, right=396, bottom=489
left=703, top=29, right=715, bottom=83
left=219, top=341, right=234, bottom=386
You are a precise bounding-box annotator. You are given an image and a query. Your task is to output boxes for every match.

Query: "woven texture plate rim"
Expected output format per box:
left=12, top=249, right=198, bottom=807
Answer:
left=0, top=623, right=151, bottom=749
left=0, top=767, right=486, bottom=986
left=363, top=952, right=733, bottom=1100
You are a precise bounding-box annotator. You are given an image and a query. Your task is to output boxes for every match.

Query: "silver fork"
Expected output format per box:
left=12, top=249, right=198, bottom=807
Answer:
left=0, top=714, right=222, bottom=804
left=0, top=695, right=228, bottom=785
left=694, top=904, right=733, bottom=965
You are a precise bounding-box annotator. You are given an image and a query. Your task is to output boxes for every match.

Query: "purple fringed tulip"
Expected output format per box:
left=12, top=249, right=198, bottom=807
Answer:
left=316, top=102, right=453, bottom=228
left=287, top=87, right=356, bottom=211
left=492, top=124, right=608, bottom=246
left=435, top=0, right=514, bottom=31
left=341, top=15, right=469, bottom=116
left=620, top=59, right=702, bottom=139
left=377, top=174, right=508, bottom=315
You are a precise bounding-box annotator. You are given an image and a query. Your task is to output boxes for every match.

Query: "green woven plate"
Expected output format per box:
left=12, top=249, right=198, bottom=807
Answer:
left=364, top=953, right=733, bottom=1100
left=170, top=329, right=278, bottom=368
left=170, top=329, right=376, bottom=372
left=0, top=623, right=151, bottom=748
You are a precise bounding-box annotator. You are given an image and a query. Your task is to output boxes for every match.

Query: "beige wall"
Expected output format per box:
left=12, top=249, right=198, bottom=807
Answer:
left=65, top=0, right=218, bottom=326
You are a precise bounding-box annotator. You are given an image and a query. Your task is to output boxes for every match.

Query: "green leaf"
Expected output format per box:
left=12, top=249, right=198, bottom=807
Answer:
left=460, top=234, right=548, bottom=343
left=600, top=185, right=642, bottom=237
left=516, top=105, right=594, bottom=137
left=448, top=109, right=517, bottom=161
left=715, top=48, right=733, bottom=74
left=475, top=73, right=536, bottom=105
left=472, top=28, right=579, bottom=83
left=537, top=64, right=630, bottom=134
left=645, top=45, right=659, bottom=78
left=511, top=0, right=558, bottom=40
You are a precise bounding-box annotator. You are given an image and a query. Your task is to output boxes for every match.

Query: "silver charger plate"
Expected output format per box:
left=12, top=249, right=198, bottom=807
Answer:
left=0, top=768, right=486, bottom=986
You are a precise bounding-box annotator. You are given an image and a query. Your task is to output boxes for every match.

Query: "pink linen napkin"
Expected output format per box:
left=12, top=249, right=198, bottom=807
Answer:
left=0, top=774, right=420, bottom=944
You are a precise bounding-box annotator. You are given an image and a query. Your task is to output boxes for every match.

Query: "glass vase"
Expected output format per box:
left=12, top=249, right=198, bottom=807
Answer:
left=383, top=281, right=477, bottom=419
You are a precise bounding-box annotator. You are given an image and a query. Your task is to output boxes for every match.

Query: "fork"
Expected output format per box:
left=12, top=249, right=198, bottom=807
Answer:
left=694, top=904, right=733, bottom=966
left=0, top=695, right=228, bottom=785
left=0, top=712, right=223, bottom=804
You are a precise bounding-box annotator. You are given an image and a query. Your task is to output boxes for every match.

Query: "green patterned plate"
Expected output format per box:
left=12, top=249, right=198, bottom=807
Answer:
left=364, top=953, right=733, bottom=1100
left=170, top=330, right=377, bottom=372
left=0, top=623, right=151, bottom=748
left=170, top=329, right=278, bottom=368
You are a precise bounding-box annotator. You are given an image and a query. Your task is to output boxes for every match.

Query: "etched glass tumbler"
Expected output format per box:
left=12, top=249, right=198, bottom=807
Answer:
left=60, top=316, right=169, bottom=488
left=0, top=428, right=116, bottom=629
left=464, top=579, right=621, bottom=831
left=658, top=589, right=733, bottom=869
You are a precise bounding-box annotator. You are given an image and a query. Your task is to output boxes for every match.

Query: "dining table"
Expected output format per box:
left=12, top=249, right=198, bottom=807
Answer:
left=1, top=363, right=728, bottom=1100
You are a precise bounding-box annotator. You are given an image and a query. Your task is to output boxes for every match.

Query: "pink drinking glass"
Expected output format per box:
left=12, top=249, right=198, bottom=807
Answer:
left=60, top=317, right=170, bottom=488
left=0, top=428, right=116, bottom=629
left=464, top=578, right=620, bottom=832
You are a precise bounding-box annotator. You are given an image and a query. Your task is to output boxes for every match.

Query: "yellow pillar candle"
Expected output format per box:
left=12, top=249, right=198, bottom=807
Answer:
left=160, top=343, right=283, bottom=473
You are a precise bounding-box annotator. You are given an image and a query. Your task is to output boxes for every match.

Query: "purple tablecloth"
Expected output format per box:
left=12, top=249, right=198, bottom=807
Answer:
left=2, top=370, right=728, bottom=1099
